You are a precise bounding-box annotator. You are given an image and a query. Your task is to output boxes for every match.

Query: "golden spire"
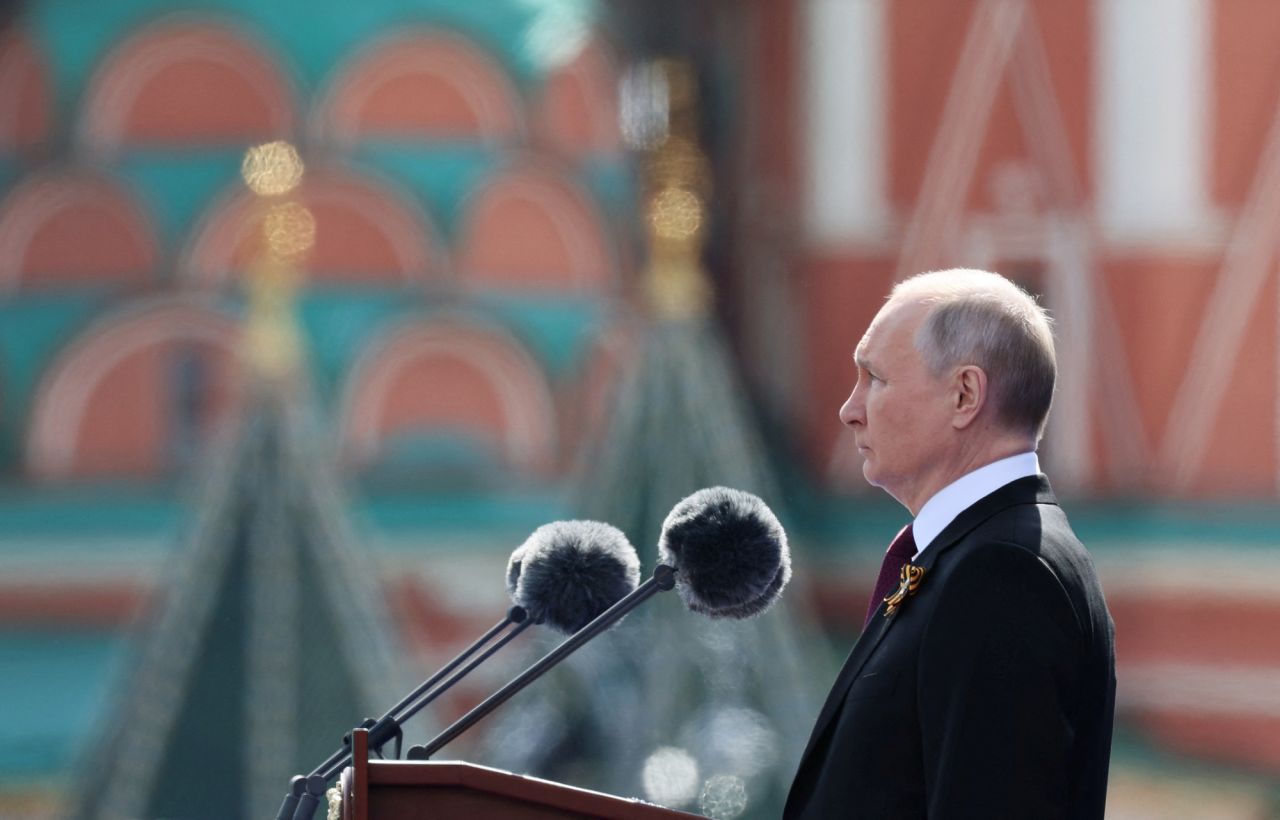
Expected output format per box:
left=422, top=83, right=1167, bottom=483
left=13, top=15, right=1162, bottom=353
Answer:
left=639, top=60, right=713, bottom=320
left=239, top=140, right=313, bottom=382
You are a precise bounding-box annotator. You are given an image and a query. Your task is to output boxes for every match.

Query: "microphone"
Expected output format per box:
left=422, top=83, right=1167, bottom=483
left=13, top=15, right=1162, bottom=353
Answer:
left=278, top=520, right=640, bottom=820
left=658, top=486, right=791, bottom=619
left=406, top=487, right=789, bottom=761
left=513, top=520, right=642, bottom=633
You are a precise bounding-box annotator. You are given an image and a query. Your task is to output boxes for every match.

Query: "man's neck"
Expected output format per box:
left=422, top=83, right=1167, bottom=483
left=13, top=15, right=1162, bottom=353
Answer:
left=910, top=452, right=1040, bottom=556
left=901, top=435, right=1038, bottom=516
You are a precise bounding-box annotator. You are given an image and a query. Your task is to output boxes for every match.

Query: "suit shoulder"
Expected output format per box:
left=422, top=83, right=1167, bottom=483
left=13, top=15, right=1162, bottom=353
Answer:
left=926, top=539, right=1084, bottom=640
left=935, top=538, right=1063, bottom=594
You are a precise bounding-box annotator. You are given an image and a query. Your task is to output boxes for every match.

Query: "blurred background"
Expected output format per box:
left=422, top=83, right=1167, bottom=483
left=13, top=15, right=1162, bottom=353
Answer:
left=1, top=0, right=1278, bottom=817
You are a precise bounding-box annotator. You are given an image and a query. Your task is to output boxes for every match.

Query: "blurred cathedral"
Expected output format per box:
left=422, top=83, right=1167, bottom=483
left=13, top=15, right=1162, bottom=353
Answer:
left=1, top=1, right=1280, bottom=818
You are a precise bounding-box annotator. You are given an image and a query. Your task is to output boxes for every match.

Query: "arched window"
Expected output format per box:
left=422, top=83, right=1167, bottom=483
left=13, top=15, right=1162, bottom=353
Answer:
left=340, top=314, right=557, bottom=478
left=0, top=169, right=157, bottom=293
left=26, top=298, right=241, bottom=480
left=457, top=160, right=615, bottom=293
left=315, top=30, right=522, bottom=145
left=79, top=20, right=295, bottom=152
left=0, top=28, right=52, bottom=155
left=532, top=37, right=622, bottom=158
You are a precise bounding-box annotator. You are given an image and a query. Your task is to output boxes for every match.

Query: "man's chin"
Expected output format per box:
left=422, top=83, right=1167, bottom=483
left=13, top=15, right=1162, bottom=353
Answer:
left=862, top=465, right=901, bottom=503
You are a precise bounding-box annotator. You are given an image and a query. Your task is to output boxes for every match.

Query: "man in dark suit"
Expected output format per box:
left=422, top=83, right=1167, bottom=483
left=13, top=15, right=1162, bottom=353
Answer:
left=786, top=269, right=1115, bottom=819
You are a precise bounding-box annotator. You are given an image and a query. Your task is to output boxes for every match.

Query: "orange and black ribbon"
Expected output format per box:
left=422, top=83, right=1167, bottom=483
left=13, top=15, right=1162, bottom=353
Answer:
left=883, top=564, right=926, bottom=617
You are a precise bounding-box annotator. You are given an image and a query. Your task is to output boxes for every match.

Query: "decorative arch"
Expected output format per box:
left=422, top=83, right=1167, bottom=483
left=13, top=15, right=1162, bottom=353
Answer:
left=26, top=297, right=242, bottom=481
left=315, top=30, right=523, bottom=145
left=182, top=164, right=444, bottom=289
left=340, top=314, right=557, bottom=476
left=532, top=37, right=623, bottom=157
left=0, top=28, right=51, bottom=153
left=457, top=159, right=615, bottom=293
left=0, top=168, right=157, bottom=292
left=79, top=19, right=295, bottom=153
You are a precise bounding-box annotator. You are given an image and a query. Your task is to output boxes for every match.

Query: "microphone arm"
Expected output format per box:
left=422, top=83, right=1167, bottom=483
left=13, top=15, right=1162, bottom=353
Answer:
left=277, top=605, right=534, bottom=820
left=406, top=565, right=677, bottom=761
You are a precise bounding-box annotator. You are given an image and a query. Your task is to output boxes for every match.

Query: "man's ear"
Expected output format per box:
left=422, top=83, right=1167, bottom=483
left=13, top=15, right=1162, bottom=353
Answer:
left=952, top=365, right=987, bottom=429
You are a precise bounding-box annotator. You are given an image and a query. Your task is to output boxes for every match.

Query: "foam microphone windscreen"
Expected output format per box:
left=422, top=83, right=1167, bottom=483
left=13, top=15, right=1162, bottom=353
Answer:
left=513, top=521, right=641, bottom=634
left=505, top=543, right=527, bottom=598
left=658, top=487, right=791, bottom=618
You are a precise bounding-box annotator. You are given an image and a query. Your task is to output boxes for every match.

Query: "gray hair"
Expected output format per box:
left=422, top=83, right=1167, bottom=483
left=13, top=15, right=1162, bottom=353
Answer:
left=891, top=269, right=1056, bottom=439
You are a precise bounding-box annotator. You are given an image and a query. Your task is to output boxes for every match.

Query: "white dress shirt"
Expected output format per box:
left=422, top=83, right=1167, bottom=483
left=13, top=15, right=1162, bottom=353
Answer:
left=911, top=452, right=1040, bottom=560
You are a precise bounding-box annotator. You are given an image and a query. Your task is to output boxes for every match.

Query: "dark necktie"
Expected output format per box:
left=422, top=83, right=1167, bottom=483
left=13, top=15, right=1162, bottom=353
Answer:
left=864, top=524, right=916, bottom=627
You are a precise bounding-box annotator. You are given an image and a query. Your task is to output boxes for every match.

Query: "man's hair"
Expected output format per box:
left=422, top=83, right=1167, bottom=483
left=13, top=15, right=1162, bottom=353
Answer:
left=891, top=269, right=1056, bottom=439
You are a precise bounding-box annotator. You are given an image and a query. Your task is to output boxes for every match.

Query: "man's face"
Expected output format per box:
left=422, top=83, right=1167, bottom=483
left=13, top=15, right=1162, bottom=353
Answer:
left=838, top=298, right=957, bottom=512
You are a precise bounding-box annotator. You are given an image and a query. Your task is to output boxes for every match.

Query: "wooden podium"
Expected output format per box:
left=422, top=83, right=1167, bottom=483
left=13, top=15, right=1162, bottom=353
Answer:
left=339, top=729, right=706, bottom=819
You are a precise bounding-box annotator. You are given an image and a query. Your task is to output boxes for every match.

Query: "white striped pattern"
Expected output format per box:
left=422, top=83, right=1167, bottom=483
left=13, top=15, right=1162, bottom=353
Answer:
left=1120, top=662, right=1280, bottom=718
left=1156, top=84, right=1280, bottom=489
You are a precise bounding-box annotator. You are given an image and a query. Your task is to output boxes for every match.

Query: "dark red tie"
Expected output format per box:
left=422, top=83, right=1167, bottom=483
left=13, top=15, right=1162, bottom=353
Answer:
left=864, top=524, right=916, bottom=627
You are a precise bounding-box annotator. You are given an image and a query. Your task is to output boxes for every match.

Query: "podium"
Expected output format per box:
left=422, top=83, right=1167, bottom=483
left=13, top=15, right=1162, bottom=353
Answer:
left=338, top=729, right=706, bottom=819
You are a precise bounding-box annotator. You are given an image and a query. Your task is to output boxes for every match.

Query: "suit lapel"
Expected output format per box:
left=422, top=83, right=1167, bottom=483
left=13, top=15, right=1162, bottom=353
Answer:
left=793, top=475, right=1056, bottom=777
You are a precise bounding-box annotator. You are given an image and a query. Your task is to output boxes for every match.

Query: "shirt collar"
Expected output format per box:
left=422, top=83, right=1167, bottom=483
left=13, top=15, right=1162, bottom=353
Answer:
left=911, top=452, right=1040, bottom=559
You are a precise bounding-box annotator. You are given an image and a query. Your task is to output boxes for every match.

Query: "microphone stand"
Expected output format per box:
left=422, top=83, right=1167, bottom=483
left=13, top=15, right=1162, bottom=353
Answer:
left=406, top=565, right=677, bottom=760
left=276, top=605, right=534, bottom=820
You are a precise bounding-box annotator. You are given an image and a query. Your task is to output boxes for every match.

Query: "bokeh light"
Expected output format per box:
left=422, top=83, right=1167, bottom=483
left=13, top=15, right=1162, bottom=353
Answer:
left=620, top=62, right=670, bottom=150
left=679, top=706, right=778, bottom=779
left=263, top=201, right=316, bottom=261
left=699, top=774, right=748, bottom=820
left=241, top=140, right=305, bottom=197
left=641, top=746, right=700, bottom=807
left=647, top=188, right=703, bottom=241
left=523, top=0, right=591, bottom=69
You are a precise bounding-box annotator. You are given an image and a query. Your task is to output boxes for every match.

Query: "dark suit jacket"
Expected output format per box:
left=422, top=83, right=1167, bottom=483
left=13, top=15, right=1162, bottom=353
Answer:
left=785, top=475, right=1115, bottom=819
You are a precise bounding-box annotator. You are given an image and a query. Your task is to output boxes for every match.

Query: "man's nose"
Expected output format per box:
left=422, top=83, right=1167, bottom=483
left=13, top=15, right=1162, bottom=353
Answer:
left=839, top=388, right=864, bottom=427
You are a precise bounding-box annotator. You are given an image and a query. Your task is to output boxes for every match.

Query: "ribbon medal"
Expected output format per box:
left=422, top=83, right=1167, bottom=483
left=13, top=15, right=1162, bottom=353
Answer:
left=883, top=564, right=926, bottom=617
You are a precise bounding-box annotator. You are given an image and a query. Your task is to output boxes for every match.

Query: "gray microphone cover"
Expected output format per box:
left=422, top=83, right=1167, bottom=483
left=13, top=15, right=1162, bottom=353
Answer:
left=658, top=487, right=791, bottom=618
left=511, top=520, right=641, bottom=634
